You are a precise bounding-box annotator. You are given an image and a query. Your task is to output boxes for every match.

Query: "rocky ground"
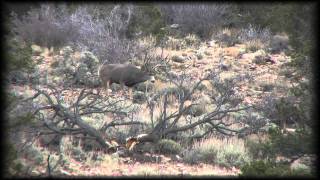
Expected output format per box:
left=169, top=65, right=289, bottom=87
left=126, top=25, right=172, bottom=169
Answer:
left=9, top=39, right=294, bottom=177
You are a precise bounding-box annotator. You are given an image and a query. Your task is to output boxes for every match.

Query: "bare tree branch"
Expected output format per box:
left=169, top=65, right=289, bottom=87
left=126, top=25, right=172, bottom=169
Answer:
left=136, top=71, right=255, bottom=143
left=17, top=85, right=138, bottom=149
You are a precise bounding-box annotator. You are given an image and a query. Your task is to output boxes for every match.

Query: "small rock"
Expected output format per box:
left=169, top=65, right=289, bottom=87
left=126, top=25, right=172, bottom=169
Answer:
left=265, top=56, right=276, bottom=64
left=249, top=65, right=257, bottom=70
left=172, top=55, right=186, bottom=63
left=219, top=63, right=230, bottom=71
left=170, top=24, right=180, bottom=29
left=253, top=55, right=268, bottom=65
left=199, top=163, right=204, bottom=168
left=196, top=52, right=204, bottom=60
left=207, top=40, right=216, bottom=47
left=59, top=169, right=71, bottom=176
left=244, top=97, right=253, bottom=104
left=167, top=71, right=179, bottom=79
left=276, top=156, right=291, bottom=163
left=155, top=155, right=162, bottom=163
left=31, top=45, right=42, bottom=56
left=172, top=155, right=183, bottom=162
left=290, top=155, right=316, bottom=170
left=123, top=157, right=132, bottom=163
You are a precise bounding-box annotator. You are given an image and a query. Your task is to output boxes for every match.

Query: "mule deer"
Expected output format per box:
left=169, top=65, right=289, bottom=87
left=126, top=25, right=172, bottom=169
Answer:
left=98, top=63, right=156, bottom=97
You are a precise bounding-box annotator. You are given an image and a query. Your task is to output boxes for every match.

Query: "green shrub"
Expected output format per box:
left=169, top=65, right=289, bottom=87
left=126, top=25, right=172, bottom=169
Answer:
left=195, top=82, right=208, bottom=91
left=72, top=146, right=87, bottom=161
left=245, top=138, right=276, bottom=160
left=5, top=158, right=29, bottom=177
left=156, top=139, right=182, bottom=154
left=126, top=4, right=165, bottom=39
left=4, top=141, right=21, bottom=176
left=269, top=127, right=314, bottom=157
left=6, top=37, right=34, bottom=73
left=133, top=91, right=147, bottom=104
left=246, top=127, right=314, bottom=162
left=240, top=160, right=314, bottom=177
left=51, top=47, right=101, bottom=87
left=186, top=104, right=206, bottom=117
left=216, top=146, right=250, bottom=168
left=290, top=164, right=313, bottom=176
left=241, top=160, right=271, bottom=176
left=24, top=145, right=44, bottom=165
left=259, top=82, right=274, bottom=92
left=252, top=55, right=267, bottom=65
left=262, top=95, right=308, bottom=132
left=183, top=149, right=203, bottom=164
left=195, top=52, right=204, bottom=60
left=216, top=139, right=251, bottom=167
left=269, top=34, right=289, bottom=53
left=240, top=160, right=288, bottom=176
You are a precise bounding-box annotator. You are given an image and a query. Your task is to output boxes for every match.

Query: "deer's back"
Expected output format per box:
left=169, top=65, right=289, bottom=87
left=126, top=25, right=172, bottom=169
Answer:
left=99, top=64, right=144, bottom=84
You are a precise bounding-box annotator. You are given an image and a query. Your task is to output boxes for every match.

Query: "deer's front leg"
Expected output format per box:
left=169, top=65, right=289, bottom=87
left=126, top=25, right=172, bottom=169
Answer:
left=105, top=80, right=112, bottom=96
left=129, top=88, right=133, bottom=100
left=120, top=82, right=125, bottom=96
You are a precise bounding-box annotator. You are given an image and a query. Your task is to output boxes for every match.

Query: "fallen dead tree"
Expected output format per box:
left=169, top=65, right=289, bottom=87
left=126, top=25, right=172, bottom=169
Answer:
left=10, top=84, right=143, bottom=151
left=126, top=70, right=258, bottom=147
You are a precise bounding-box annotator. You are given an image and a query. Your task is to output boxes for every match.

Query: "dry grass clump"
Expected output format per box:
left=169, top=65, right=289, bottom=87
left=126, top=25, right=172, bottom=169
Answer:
left=133, top=164, right=160, bottom=176
left=214, top=28, right=241, bottom=47
left=138, top=35, right=157, bottom=47
left=183, top=136, right=251, bottom=167
left=184, top=34, right=201, bottom=47
left=165, top=36, right=187, bottom=50
left=153, top=80, right=175, bottom=92
left=245, top=39, right=265, bottom=52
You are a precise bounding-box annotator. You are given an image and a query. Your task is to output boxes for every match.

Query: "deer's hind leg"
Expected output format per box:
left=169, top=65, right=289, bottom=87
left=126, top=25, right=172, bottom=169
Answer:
left=129, top=88, right=133, bottom=99
left=102, top=80, right=111, bottom=96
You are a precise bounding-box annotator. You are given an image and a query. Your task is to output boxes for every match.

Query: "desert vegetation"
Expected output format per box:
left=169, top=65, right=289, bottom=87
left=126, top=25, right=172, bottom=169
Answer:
left=4, top=2, right=316, bottom=177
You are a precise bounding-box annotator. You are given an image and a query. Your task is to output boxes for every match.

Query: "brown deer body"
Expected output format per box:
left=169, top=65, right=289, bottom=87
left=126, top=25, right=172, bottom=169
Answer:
left=98, top=63, right=155, bottom=95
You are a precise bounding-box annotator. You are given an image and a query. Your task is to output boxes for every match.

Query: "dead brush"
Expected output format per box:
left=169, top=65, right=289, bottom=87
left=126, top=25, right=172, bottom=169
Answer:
left=215, top=28, right=241, bottom=47
left=165, top=36, right=187, bottom=50
left=183, top=136, right=251, bottom=167
left=245, top=39, right=265, bottom=52
left=138, top=35, right=157, bottom=47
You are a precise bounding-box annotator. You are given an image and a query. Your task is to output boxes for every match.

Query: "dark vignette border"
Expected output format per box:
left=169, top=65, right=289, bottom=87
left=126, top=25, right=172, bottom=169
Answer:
left=0, top=0, right=319, bottom=179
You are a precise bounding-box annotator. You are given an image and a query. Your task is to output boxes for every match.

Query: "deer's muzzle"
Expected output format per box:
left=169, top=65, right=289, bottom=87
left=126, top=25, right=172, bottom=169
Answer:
left=150, top=76, right=155, bottom=83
